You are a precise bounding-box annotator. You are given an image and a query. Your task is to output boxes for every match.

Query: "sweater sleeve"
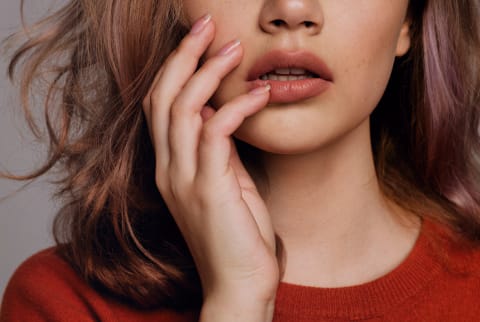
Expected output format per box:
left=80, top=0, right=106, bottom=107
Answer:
left=0, top=248, right=112, bottom=322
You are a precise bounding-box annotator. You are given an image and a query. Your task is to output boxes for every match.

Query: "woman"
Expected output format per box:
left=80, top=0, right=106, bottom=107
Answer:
left=1, top=0, right=480, bottom=321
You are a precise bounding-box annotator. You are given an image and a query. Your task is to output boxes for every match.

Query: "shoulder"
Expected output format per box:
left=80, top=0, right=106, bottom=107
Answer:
left=421, top=220, right=480, bottom=316
left=425, top=219, right=480, bottom=287
left=1, top=247, right=112, bottom=321
left=1, top=247, right=198, bottom=322
left=425, top=219, right=480, bottom=267
left=429, top=219, right=480, bottom=268
left=3, top=247, right=85, bottom=296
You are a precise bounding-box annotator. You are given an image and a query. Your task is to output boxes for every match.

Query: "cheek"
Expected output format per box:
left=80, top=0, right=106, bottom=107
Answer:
left=339, top=53, right=394, bottom=115
left=331, top=15, right=404, bottom=115
left=184, top=2, right=252, bottom=57
left=183, top=3, right=254, bottom=108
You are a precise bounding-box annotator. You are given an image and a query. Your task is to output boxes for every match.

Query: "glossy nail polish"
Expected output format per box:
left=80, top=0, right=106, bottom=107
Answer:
left=249, top=85, right=271, bottom=95
left=217, top=40, right=241, bottom=56
left=190, top=14, right=212, bottom=35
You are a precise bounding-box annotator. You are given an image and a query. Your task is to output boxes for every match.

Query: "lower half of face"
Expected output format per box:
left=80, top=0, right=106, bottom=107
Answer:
left=184, top=0, right=411, bottom=155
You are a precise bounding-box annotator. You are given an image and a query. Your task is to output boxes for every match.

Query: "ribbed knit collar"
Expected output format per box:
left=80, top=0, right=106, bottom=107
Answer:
left=274, top=219, right=444, bottom=320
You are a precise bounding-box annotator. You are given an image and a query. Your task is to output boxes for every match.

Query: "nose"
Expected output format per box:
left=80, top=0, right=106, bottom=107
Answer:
left=259, top=0, right=323, bottom=35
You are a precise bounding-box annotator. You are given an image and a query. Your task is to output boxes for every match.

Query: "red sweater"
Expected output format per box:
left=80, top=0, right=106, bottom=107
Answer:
left=2, top=219, right=480, bottom=321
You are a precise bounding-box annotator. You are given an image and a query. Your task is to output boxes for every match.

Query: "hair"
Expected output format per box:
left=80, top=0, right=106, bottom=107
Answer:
left=2, top=0, right=480, bottom=311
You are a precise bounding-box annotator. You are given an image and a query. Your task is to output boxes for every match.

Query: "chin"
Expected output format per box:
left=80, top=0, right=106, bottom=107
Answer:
left=234, top=131, right=326, bottom=156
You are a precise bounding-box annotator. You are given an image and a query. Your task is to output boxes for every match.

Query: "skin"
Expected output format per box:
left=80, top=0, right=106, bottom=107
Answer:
left=143, top=0, right=419, bottom=321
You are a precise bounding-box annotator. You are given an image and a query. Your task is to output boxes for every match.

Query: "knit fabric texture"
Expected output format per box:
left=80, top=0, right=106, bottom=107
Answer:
left=2, top=219, right=480, bottom=321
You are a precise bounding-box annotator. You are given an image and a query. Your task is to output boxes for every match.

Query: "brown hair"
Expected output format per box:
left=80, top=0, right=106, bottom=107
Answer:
left=3, top=0, right=480, bottom=310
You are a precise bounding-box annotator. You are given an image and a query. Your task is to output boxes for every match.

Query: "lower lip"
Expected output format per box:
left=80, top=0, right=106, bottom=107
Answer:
left=248, top=78, right=331, bottom=104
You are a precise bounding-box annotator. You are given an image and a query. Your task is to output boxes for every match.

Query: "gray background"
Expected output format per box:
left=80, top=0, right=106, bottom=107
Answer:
left=0, top=0, right=61, bottom=299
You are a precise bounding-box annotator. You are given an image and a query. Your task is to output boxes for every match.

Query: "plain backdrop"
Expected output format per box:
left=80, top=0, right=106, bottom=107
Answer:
left=0, top=0, right=63, bottom=298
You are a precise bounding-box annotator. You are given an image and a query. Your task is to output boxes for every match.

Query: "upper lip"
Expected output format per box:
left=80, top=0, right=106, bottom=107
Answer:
left=247, top=50, right=333, bottom=82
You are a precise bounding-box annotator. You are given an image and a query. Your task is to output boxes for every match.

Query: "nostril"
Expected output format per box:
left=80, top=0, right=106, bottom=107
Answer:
left=269, top=19, right=317, bottom=30
left=304, top=21, right=315, bottom=28
left=271, top=19, right=286, bottom=27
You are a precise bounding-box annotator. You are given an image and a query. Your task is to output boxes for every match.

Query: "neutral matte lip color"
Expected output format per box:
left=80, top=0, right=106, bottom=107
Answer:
left=247, top=50, right=333, bottom=104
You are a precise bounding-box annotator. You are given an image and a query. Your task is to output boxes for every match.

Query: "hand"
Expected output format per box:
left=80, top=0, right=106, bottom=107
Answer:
left=142, top=14, right=279, bottom=321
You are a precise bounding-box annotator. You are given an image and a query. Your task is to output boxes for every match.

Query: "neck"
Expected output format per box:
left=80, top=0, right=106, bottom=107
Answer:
left=259, top=120, right=420, bottom=287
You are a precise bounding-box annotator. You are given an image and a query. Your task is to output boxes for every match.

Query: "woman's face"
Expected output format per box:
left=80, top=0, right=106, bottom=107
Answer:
left=182, top=0, right=411, bottom=154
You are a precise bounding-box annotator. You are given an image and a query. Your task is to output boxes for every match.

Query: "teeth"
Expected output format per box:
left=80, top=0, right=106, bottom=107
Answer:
left=260, top=68, right=313, bottom=81
left=290, top=68, right=307, bottom=75
left=274, top=68, right=290, bottom=75
left=272, top=68, right=308, bottom=75
left=289, top=75, right=308, bottom=80
left=260, top=73, right=312, bottom=81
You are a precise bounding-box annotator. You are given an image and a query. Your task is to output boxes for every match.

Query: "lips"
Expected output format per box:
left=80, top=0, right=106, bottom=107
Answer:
left=247, top=50, right=333, bottom=104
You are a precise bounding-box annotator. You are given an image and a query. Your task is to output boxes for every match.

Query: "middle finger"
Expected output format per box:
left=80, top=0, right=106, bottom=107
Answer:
left=146, top=14, right=215, bottom=172
left=168, top=39, right=243, bottom=180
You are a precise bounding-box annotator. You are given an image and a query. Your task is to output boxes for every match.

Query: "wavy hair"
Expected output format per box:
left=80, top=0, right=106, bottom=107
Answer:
left=3, top=0, right=480, bottom=310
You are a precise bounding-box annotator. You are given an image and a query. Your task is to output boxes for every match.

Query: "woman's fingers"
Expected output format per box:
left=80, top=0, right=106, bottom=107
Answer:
left=168, top=40, right=243, bottom=180
left=139, top=16, right=279, bottom=304
left=142, top=14, right=215, bottom=173
left=197, top=86, right=271, bottom=183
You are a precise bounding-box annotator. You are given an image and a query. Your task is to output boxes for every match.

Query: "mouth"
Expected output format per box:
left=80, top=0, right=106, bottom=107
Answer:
left=247, top=50, right=333, bottom=104
left=259, top=68, right=319, bottom=81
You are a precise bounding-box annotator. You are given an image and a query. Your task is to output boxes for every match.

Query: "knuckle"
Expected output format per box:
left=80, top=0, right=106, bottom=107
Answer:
left=169, top=101, right=184, bottom=121
left=200, top=60, right=223, bottom=82
left=156, top=171, right=189, bottom=208
left=169, top=184, right=180, bottom=203
left=149, top=89, right=160, bottom=107
left=178, top=37, right=203, bottom=61
left=168, top=178, right=187, bottom=205
left=163, top=48, right=179, bottom=67
left=200, top=124, right=217, bottom=143
left=192, top=182, right=214, bottom=211
left=143, top=72, right=166, bottom=112
left=209, top=73, right=223, bottom=88
left=149, top=88, right=164, bottom=111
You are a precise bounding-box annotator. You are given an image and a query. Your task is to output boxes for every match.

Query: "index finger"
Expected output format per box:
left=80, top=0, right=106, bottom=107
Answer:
left=143, top=14, right=215, bottom=168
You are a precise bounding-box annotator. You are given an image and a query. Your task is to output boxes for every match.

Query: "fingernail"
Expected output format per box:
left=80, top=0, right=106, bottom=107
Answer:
left=190, top=14, right=212, bottom=35
left=249, top=84, right=271, bottom=95
left=217, top=39, right=241, bottom=56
